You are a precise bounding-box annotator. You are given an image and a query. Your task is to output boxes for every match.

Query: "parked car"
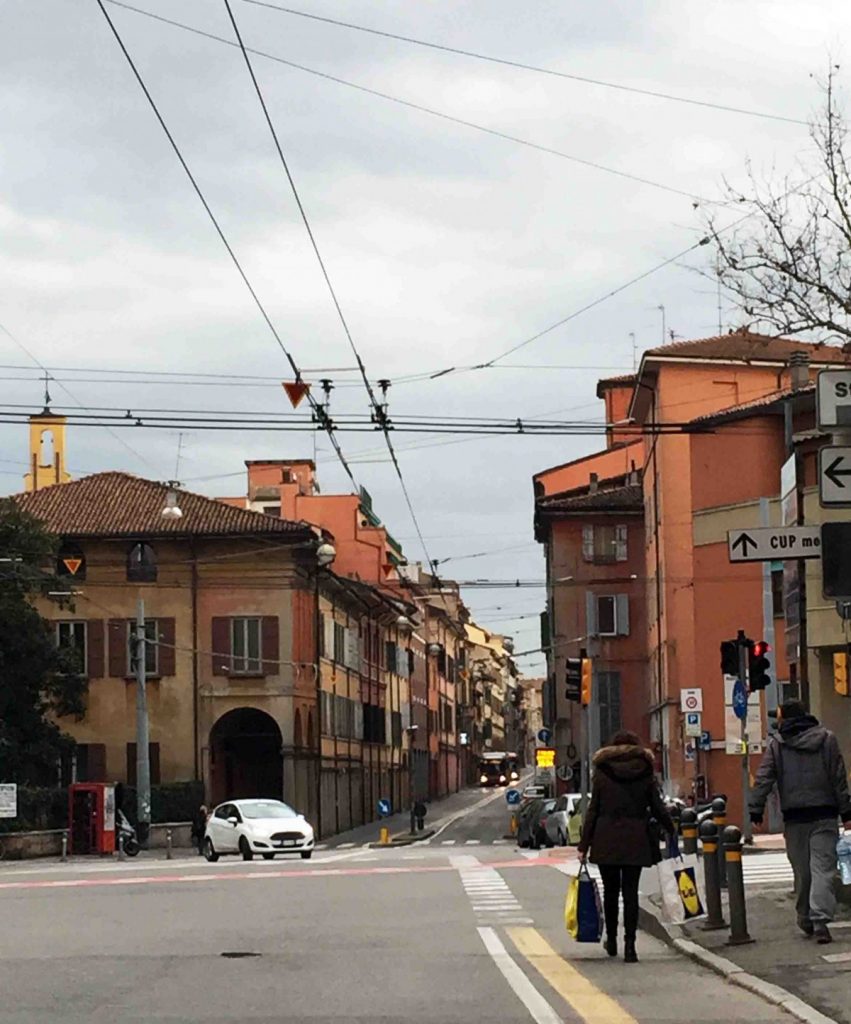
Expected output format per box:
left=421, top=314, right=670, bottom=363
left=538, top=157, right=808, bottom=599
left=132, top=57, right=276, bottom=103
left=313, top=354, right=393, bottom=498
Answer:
left=521, top=784, right=547, bottom=803
left=204, top=799, right=315, bottom=862
left=544, top=794, right=590, bottom=847
left=517, top=797, right=556, bottom=849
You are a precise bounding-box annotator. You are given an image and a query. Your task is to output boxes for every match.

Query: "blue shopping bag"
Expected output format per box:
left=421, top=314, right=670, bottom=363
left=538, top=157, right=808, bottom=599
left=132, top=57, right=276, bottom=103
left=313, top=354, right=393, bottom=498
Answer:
left=565, top=862, right=603, bottom=942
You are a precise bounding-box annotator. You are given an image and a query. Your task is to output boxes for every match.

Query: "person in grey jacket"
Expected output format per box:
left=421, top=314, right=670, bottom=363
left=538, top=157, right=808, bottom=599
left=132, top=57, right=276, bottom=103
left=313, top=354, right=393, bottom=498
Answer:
left=750, top=700, right=851, bottom=944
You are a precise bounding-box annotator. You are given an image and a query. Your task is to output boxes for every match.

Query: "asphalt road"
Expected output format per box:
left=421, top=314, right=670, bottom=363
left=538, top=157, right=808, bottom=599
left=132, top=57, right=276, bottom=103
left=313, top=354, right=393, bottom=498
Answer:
left=0, top=792, right=791, bottom=1024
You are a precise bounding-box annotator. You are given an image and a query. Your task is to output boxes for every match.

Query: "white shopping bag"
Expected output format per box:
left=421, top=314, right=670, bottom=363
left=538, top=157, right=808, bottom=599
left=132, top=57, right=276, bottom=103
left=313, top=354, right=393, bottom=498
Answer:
left=657, top=854, right=706, bottom=924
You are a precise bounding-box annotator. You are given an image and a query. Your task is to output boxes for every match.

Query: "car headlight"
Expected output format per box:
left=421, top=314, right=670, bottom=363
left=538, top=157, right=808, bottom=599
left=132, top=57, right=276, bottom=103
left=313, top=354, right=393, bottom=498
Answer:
left=510, top=771, right=519, bottom=780
left=480, top=775, right=488, bottom=783
left=499, top=775, right=506, bottom=783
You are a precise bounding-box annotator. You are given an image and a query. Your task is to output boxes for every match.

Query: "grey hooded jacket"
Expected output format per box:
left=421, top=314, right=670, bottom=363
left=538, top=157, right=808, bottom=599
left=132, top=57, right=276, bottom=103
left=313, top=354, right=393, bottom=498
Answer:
left=750, top=715, right=851, bottom=824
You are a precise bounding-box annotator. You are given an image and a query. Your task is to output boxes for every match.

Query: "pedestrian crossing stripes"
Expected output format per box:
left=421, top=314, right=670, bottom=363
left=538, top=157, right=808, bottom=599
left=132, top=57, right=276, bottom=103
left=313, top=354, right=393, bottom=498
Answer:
left=452, top=854, right=532, bottom=926
left=742, top=853, right=793, bottom=887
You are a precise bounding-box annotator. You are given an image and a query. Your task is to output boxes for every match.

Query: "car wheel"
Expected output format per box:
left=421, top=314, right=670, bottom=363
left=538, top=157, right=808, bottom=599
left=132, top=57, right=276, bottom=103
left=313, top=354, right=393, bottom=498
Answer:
left=300, top=851, right=312, bottom=860
left=262, top=853, right=275, bottom=860
left=239, top=837, right=254, bottom=861
left=203, top=837, right=219, bottom=862
left=559, top=829, right=567, bottom=847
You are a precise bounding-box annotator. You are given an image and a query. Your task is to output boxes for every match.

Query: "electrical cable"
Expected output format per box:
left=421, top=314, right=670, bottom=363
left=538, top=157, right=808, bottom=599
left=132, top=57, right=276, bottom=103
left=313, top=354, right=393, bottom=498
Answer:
left=92, top=0, right=360, bottom=492
left=243, top=0, right=807, bottom=127
left=105, top=0, right=709, bottom=203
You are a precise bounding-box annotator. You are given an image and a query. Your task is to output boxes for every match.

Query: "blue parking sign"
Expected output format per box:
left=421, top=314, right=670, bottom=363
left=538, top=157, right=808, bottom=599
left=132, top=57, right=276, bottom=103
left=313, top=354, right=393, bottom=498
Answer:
left=505, top=789, right=521, bottom=806
left=377, top=798, right=391, bottom=817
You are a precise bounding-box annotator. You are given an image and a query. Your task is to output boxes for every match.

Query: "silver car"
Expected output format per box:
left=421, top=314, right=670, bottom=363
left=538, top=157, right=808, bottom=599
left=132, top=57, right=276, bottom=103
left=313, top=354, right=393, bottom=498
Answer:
left=544, top=793, right=590, bottom=847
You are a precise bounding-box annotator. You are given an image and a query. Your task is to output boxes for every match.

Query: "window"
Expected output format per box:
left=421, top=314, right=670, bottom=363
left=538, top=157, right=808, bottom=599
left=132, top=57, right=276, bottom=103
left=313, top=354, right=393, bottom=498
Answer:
left=127, top=542, right=157, bottom=582
left=597, top=595, right=617, bottom=635
left=261, top=505, right=281, bottom=517
left=586, top=592, right=630, bottom=637
left=582, top=524, right=628, bottom=563
left=56, top=621, right=86, bottom=674
left=75, top=743, right=106, bottom=782
left=771, top=567, right=784, bottom=618
left=57, top=543, right=86, bottom=581
left=231, top=617, right=261, bottom=674
left=597, top=672, right=622, bottom=745
left=385, top=640, right=396, bottom=673
left=333, top=623, right=346, bottom=664
left=127, top=619, right=159, bottom=677
left=126, top=742, right=161, bottom=786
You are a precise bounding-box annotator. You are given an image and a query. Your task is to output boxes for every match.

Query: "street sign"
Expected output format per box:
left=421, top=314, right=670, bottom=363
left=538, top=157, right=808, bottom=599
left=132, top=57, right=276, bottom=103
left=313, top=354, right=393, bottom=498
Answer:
left=684, top=741, right=696, bottom=763
left=821, top=522, right=851, bottom=600
left=684, top=712, right=702, bottom=738
left=377, top=798, right=391, bottom=818
left=732, top=678, right=748, bottom=721
left=556, top=764, right=574, bottom=782
left=0, top=784, right=16, bottom=819
left=819, top=447, right=851, bottom=508
left=727, top=525, right=821, bottom=563
left=537, top=728, right=552, bottom=745
left=698, top=730, right=712, bottom=752
left=505, top=788, right=521, bottom=806
left=817, top=369, right=851, bottom=430
left=680, top=688, right=703, bottom=713
left=535, top=748, right=556, bottom=769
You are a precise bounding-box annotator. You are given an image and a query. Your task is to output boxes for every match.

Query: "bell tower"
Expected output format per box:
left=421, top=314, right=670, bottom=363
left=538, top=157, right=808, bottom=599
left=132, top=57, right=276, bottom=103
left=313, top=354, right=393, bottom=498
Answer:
left=23, top=380, right=72, bottom=492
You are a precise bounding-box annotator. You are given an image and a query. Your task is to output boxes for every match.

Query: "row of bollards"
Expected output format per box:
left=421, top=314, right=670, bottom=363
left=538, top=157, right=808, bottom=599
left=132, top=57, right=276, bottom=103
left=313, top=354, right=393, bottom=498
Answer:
left=678, top=797, right=753, bottom=946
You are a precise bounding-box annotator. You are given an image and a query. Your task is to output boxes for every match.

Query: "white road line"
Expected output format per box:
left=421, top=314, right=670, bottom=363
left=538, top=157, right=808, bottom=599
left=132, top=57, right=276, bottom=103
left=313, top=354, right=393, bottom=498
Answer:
left=821, top=951, right=851, bottom=964
left=442, top=840, right=457, bottom=846
left=337, top=843, right=356, bottom=849
left=477, top=927, right=561, bottom=1024
left=465, top=840, right=479, bottom=845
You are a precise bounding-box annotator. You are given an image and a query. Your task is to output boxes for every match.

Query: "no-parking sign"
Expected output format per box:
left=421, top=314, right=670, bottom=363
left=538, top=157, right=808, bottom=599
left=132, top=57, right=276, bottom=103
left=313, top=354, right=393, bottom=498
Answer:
left=680, top=688, right=703, bottom=713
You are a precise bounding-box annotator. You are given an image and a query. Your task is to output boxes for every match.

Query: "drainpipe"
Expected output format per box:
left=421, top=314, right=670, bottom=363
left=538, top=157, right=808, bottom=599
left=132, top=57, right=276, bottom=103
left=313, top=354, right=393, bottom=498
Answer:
left=314, top=570, right=322, bottom=837
left=191, top=539, right=199, bottom=781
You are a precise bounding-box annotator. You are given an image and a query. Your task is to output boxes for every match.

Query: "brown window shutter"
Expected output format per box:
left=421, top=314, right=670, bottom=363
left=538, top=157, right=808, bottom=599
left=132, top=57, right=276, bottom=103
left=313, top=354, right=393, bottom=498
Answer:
left=261, top=616, right=279, bottom=676
left=150, top=742, right=161, bottom=785
left=87, top=620, right=105, bottom=678
left=89, top=743, right=107, bottom=782
left=126, top=743, right=136, bottom=786
left=158, top=618, right=176, bottom=676
left=108, top=619, right=127, bottom=677
left=211, top=617, right=230, bottom=676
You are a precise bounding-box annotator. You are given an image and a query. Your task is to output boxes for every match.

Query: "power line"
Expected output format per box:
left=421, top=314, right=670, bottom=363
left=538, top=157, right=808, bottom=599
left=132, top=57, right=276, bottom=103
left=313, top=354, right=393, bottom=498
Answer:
left=92, top=0, right=360, bottom=493
left=221, top=0, right=438, bottom=576
left=243, top=1, right=807, bottom=127
left=105, top=1, right=709, bottom=203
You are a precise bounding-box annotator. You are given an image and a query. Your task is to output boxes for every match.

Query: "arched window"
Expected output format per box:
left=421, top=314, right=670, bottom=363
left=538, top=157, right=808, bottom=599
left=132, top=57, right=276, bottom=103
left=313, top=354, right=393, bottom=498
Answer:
left=57, top=542, right=86, bottom=581
left=127, top=542, right=157, bottom=582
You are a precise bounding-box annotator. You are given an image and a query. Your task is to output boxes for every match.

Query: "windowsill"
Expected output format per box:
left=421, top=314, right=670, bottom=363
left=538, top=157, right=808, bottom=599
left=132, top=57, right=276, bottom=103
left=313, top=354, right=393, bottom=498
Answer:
left=227, top=673, right=268, bottom=680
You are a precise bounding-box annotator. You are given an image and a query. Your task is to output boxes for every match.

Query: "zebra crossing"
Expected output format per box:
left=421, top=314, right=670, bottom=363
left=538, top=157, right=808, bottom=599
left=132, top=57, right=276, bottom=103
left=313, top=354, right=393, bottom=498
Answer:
left=452, top=854, right=532, bottom=926
left=742, top=852, right=794, bottom=887
left=317, top=838, right=512, bottom=851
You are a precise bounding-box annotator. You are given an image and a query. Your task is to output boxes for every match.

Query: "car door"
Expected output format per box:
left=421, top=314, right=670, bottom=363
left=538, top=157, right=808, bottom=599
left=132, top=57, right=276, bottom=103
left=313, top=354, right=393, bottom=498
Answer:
left=223, top=804, right=243, bottom=852
left=207, top=804, right=228, bottom=851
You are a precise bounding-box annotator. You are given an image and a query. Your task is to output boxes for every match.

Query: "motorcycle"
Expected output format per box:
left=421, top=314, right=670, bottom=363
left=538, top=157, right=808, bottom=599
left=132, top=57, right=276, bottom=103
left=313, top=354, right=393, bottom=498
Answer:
left=117, top=810, right=140, bottom=857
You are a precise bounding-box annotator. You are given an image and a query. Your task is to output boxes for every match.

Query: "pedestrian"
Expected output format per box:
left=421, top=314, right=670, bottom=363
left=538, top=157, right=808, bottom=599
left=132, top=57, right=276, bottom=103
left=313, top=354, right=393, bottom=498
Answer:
left=578, top=730, right=674, bottom=963
left=191, top=804, right=208, bottom=856
left=750, top=700, right=851, bottom=945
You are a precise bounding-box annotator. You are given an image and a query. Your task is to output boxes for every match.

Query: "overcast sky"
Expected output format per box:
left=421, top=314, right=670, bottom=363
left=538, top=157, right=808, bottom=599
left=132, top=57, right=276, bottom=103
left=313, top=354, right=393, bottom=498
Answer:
left=2, top=1, right=847, bottom=672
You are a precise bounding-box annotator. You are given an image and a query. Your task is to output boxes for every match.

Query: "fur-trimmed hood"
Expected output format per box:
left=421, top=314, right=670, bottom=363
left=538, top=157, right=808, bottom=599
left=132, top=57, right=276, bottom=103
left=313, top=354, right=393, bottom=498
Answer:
left=592, top=743, right=654, bottom=782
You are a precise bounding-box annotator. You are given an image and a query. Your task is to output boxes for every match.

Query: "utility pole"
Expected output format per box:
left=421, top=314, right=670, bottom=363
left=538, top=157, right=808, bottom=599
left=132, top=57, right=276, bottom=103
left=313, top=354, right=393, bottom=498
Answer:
left=736, top=629, right=752, bottom=845
left=579, top=647, right=590, bottom=820
left=134, top=597, right=151, bottom=848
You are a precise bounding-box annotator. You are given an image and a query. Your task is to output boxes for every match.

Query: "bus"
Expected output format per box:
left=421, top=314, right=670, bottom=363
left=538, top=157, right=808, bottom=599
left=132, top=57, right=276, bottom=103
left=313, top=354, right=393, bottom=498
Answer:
left=477, top=751, right=520, bottom=787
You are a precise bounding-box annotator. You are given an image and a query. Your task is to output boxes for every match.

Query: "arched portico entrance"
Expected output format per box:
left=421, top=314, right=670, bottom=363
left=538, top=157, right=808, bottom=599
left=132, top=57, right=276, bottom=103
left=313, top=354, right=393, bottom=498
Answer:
left=209, top=707, right=283, bottom=805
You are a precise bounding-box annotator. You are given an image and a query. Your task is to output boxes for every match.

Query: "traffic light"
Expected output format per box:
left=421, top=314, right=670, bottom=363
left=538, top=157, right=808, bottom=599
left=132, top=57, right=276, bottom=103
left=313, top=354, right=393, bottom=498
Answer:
left=581, top=657, right=593, bottom=706
left=565, top=658, right=581, bottom=703
left=748, top=640, right=772, bottom=691
left=720, top=639, right=739, bottom=676
left=833, top=652, right=849, bottom=696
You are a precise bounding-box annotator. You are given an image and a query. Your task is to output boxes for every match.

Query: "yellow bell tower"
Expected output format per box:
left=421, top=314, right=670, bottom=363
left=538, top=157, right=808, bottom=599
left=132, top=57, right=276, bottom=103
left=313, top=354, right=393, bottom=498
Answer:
left=24, top=404, right=72, bottom=493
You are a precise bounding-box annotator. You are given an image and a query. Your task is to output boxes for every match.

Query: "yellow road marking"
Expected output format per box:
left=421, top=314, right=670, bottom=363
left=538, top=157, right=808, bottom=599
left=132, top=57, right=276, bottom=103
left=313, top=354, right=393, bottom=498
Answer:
left=507, top=927, right=639, bottom=1024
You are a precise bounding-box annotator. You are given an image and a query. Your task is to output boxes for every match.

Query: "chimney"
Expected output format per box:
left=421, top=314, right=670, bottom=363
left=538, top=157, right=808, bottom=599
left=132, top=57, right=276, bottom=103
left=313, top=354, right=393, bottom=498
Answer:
left=789, top=351, right=809, bottom=392
left=589, top=473, right=598, bottom=493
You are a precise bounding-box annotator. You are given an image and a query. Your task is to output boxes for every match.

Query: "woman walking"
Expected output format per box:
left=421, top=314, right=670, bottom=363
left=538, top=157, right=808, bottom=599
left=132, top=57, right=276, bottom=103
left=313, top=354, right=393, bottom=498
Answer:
left=577, top=731, right=673, bottom=963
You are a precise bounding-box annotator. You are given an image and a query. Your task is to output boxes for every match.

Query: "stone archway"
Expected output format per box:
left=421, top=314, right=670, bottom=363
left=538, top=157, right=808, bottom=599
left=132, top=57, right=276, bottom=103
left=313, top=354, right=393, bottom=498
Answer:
left=209, top=707, right=283, bottom=805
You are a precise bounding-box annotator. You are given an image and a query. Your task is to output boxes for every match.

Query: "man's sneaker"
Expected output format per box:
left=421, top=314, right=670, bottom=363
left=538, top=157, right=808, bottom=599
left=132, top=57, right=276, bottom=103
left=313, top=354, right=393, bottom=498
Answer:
left=814, top=924, right=833, bottom=945
left=797, top=918, right=814, bottom=937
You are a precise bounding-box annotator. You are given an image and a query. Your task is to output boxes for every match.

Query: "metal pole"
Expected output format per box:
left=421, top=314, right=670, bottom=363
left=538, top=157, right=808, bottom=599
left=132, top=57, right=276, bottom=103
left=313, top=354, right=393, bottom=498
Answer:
left=118, top=830, right=126, bottom=861
left=166, top=828, right=173, bottom=860
left=699, top=819, right=727, bottom=930
left=724, top=825, right=754, bottom=945
left=135, top=597, right=151, bottom=849
left=60, top=830, right=68, bottom=862
left=737, top=631, right=753, bottom=845
left=408, top=732, right=416, bottom=835
left=579, top=647, right=589, bottom=820
left=712, top=796, right=728, bottom=890
left=680, top=808, right=698, bottom=856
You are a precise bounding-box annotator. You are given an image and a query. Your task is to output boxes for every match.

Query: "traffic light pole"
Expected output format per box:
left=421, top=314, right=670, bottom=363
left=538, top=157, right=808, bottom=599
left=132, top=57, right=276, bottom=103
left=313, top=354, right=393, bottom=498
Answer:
left=737, top=631, right=753, bottom=845
left=579, top=647, right=590, bottom=820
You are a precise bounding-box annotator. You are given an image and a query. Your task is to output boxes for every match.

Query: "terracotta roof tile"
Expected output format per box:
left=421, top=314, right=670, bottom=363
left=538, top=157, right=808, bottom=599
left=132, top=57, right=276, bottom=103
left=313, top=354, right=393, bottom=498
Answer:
left=11, top=472, right=314, bottom=539
left=538, top=482, right=643, bottom=514
left=644, top=331, right=851, bottom=364
left=689, top=386, right=813, bottom=425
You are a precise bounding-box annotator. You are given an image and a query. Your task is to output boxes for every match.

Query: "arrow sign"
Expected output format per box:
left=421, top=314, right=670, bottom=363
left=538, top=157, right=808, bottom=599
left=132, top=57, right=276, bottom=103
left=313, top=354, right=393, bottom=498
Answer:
left=819, top=447, right=851, bottom=508
left=727, top=525, right=821, bottom=563
left=732, top=678, right=748, bottom=721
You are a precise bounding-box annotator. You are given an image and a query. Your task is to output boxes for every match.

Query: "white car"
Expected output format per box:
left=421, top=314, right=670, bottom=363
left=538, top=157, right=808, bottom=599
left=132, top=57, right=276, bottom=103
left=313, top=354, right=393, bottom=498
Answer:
left=545, top=794, right=591, bottom=847
left=521, top=785, right=547, bottom=803
left=204, top=799, right=315, bottom=862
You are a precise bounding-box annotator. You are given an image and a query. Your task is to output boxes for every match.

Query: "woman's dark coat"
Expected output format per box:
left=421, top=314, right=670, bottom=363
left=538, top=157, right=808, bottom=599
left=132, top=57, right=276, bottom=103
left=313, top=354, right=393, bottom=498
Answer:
left=578, top=744, right=673, bottom=867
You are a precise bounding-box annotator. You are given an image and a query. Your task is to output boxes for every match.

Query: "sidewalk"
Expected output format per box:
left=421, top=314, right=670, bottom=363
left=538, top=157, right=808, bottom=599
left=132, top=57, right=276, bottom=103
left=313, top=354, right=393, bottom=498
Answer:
left=641, top=873, right=851, bottom=1024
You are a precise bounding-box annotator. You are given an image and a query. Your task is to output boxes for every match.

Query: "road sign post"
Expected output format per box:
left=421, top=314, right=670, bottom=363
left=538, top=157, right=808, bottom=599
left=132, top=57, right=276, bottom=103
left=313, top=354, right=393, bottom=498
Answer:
left=736, top=631, right=753, bottom=845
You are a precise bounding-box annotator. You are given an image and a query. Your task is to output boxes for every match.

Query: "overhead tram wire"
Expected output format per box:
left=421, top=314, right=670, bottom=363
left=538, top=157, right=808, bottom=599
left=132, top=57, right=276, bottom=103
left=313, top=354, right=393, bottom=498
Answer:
left=221, top=0, right=439, bottom=575
left=92, top=0, right=360, bottom=493
left=105, top=1, right=708, bottom=204
left=243, top=1, right=807, bottom=127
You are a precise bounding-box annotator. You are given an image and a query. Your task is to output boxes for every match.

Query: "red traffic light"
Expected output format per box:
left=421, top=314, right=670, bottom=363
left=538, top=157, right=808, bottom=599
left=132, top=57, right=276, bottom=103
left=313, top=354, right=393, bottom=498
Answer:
left=752, top=640, right=771, bottom=657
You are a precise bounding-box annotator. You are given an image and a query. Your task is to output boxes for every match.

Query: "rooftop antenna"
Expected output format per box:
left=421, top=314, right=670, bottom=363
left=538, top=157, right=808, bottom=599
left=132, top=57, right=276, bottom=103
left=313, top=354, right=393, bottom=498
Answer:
left=716, top=262, right=724, bottom=335
left=629, top=332, right=637, bottom=371
left=174, top=432, right=185, bottom=479
left=657, top=305, right=666, bottom=346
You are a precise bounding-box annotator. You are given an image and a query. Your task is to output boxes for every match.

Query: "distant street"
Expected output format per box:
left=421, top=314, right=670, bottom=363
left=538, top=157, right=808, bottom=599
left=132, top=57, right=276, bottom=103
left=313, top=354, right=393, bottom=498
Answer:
left=0, top=791, right=787, bottom=1024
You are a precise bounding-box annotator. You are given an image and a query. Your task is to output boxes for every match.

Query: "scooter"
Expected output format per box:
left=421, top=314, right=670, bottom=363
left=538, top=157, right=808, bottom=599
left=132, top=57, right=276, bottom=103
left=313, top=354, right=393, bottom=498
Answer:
left=117, top=810, right=140, bottom=857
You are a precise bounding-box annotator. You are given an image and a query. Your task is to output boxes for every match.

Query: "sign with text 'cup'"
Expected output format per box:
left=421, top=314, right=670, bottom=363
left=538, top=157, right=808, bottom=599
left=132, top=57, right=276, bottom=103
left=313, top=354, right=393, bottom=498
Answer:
left=727, top=526, right=821, bottom=563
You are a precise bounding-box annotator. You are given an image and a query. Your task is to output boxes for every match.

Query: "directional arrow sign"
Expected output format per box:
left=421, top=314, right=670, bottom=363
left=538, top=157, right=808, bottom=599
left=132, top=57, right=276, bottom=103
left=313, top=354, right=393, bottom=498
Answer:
left=819, top=446, right=851, bottom=508
left=727, top=526, right=821, bottom=563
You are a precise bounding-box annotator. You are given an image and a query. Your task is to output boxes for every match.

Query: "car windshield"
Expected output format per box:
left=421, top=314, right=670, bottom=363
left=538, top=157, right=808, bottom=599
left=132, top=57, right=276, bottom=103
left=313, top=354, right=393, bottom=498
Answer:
left=238, top=801, right=297, bottom=820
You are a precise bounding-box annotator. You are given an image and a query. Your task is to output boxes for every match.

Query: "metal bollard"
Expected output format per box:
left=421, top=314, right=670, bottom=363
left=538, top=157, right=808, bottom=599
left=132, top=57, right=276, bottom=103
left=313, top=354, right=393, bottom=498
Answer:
left=724, top=825, right=754, bottom=945
left=712, top=797, right=728, bottom=889
left=60, top=831, right=68, bottom=863
left=699, top=818, right=727, bottom=930
left=680, top=808, right=698, bottom=856
left=166, top=828, right=173, bottom=860
left=118, top=831, right=126, bottom=861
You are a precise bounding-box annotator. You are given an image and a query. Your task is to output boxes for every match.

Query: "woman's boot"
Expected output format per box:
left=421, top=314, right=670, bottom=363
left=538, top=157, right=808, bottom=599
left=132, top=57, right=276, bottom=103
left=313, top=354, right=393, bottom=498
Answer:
left=624, top=938, right=638, bottom=963
left=604, top=934, right=618, bottom=957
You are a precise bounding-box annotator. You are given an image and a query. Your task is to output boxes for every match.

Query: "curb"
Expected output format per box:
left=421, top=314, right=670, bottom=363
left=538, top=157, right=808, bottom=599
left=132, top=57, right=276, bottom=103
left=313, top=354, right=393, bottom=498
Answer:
left=638, top=898, right=839, bottom=1024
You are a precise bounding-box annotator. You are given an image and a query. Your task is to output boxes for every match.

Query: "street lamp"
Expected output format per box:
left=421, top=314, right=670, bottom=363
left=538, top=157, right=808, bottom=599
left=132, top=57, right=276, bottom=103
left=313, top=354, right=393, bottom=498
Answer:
left=316, top=541, right=336, bottom=567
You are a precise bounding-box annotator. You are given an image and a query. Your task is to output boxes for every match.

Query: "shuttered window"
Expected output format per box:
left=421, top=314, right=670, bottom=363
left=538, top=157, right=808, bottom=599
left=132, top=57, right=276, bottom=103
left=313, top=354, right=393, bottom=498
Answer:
left=582, top=525, right=629, bottom=563
left=231, top=617, right=261, bottom=674
left=597, top=672, right=622, bottom=746
left=126, top=742, right=161, bottom=786
left=56, top=621, right=86, bottom=675
left=75, top=743, right=106, bottom=782
left=211, top=616, right=278, bottom=676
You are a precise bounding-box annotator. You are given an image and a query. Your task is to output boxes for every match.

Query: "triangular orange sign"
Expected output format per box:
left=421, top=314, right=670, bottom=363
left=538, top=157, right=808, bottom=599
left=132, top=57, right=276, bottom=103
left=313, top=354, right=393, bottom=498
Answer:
left=63, top=558, right=83, bottom=576
left=283, top=381, right=310, bottom=408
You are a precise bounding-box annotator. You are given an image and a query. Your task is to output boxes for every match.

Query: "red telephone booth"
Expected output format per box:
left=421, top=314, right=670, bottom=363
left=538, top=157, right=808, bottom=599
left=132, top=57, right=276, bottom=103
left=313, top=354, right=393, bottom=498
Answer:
left=68, top=783, right=116, bottom=855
